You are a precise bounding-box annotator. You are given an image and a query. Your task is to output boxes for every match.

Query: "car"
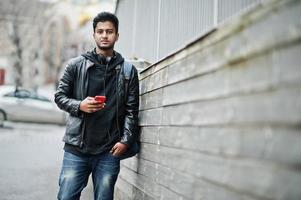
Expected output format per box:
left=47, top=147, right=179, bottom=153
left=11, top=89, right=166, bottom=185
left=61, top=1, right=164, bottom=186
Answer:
left=0, top=85, right=67, bottom=126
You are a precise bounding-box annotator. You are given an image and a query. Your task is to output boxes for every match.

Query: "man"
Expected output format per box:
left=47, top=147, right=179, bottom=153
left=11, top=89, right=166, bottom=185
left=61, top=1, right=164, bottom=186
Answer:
left=54, top=12, right=139, bottom=200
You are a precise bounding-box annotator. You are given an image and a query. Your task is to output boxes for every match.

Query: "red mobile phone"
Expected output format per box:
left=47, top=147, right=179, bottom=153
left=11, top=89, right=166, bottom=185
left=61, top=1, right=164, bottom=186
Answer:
left=94, top=95, right=106, bottom=103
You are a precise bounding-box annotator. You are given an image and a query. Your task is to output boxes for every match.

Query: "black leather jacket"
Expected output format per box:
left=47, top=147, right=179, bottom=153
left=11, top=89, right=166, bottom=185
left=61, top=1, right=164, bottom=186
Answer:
left=54, top=54, right=139, bottom=148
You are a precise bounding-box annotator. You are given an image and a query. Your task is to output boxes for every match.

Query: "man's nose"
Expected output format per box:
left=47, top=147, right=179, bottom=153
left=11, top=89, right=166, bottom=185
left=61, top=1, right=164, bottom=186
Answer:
left=101, top=32, right=108, bottom=37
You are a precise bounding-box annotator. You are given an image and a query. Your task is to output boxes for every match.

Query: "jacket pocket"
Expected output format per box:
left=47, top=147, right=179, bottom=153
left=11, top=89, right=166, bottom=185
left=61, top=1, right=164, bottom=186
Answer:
left=63, top=115, right=83, bottom=145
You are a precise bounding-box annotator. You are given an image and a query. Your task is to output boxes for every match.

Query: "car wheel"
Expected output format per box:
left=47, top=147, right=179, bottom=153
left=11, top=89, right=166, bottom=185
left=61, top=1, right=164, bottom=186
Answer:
left=0, top=110, right=6, bottom=127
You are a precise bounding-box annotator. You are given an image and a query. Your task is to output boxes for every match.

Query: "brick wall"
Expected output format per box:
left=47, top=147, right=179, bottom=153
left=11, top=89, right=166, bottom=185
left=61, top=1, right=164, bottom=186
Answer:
left=115, top=0, right=301, bottom=199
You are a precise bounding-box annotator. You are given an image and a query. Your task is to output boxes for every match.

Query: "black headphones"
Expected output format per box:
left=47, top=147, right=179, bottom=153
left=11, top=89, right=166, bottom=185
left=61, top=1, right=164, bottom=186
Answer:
left=98, top=54, right=113, bottom=65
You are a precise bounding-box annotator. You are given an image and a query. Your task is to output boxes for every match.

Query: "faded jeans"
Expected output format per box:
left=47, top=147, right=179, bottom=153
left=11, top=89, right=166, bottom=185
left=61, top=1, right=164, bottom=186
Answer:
left=57, top=151, right=120, bottom=200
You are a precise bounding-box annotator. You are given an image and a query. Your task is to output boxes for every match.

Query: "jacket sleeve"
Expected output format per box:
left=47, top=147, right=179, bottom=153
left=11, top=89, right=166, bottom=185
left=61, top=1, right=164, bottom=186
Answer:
left=120, top=66, right=140, bottom=146
left=54, top=61, right=82, bottom=117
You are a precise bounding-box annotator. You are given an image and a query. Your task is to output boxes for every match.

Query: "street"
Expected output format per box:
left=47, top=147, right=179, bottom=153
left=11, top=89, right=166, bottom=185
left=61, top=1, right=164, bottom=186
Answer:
left=0, top=122, right=93, bottom=200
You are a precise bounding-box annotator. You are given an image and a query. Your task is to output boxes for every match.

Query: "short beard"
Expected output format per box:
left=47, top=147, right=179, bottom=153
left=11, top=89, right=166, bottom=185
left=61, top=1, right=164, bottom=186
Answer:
left=97, top=44, right=114, bottom=51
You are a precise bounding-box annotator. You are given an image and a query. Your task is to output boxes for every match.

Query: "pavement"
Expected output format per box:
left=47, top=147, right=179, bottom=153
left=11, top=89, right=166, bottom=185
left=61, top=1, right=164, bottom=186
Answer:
left=0, top=122, right=94, bottom=200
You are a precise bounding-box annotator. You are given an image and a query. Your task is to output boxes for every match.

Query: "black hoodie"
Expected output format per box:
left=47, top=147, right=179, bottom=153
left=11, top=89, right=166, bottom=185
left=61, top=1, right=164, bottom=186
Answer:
left=64, top=49, right=124, bottom=156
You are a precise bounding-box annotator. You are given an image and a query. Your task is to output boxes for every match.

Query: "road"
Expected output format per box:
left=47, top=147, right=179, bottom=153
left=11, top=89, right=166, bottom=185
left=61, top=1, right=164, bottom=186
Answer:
left=0, top=122, right=93, bottom=200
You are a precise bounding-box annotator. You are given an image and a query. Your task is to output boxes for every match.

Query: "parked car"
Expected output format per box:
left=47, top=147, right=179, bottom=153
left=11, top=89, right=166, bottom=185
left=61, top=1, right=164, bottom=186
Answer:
left=0, top=85, right=67, bottom=125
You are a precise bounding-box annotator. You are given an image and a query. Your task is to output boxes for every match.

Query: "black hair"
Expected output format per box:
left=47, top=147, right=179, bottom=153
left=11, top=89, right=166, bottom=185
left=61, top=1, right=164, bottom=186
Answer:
left=93, top=12, right=119, bottom=33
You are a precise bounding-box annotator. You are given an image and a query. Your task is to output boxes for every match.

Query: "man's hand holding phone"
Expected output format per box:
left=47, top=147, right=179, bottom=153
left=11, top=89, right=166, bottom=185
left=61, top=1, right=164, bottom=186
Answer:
left=94, top=95, right=106, bottom=103
left=80, top=96, right=106, bottom=113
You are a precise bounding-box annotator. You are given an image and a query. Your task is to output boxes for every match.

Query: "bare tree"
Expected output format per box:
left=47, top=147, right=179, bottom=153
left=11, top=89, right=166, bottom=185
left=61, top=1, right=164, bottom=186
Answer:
left=2, top=0, right=50, bottom=88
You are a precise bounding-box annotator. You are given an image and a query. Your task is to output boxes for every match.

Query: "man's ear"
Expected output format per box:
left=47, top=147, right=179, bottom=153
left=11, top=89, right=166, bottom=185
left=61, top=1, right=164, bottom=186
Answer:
left=116, top=33, right=119, bottom=41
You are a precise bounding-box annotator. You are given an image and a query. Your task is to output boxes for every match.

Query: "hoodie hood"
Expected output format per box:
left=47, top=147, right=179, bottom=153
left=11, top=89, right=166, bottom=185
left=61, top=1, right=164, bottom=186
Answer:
left=82, top=48, right=124, bottom=69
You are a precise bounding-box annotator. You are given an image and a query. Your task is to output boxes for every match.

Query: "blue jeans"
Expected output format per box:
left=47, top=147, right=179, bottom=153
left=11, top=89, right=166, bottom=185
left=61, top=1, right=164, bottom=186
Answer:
left=57, top=151, right=120, bottom=200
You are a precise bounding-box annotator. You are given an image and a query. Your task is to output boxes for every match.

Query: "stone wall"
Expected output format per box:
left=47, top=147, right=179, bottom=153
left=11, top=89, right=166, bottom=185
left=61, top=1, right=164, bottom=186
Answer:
left=115, top=0, right=301, bottom=199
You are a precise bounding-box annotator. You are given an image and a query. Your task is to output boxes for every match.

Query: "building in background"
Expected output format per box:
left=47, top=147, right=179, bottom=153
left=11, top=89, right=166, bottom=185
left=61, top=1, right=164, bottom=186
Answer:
left=115, top=0, right=263, bottom=63
left=0, top=0, right=51, bottom=87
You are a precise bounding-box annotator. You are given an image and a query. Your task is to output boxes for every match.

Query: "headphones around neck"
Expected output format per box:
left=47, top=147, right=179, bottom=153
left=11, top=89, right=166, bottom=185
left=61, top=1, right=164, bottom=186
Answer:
left=97, top=54, right=113, bottom=65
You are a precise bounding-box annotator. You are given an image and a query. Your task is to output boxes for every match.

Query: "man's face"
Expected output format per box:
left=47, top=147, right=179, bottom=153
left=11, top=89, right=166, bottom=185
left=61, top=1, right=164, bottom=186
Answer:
left=93, top=21, right=119, bottom=51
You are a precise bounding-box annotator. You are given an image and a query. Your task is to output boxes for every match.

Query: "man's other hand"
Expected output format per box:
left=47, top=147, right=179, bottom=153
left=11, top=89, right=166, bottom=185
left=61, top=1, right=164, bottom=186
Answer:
left=110, top=142, right=128, bottom=156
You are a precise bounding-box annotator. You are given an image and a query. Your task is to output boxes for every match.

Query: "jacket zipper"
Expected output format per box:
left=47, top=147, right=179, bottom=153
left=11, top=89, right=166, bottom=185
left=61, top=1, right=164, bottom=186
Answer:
left=80, top=61, right=91, bottom=148
left=115, top=64, right=121, bottom=139
left=80, top=65, right=88, bottom=148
